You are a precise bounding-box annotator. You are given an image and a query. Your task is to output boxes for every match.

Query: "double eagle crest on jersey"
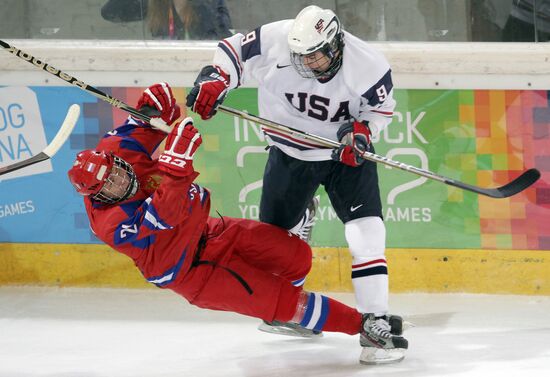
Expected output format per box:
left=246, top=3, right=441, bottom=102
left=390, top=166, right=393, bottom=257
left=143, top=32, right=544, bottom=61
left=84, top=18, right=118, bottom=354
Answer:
left=144, top=174, right=163, bottom=192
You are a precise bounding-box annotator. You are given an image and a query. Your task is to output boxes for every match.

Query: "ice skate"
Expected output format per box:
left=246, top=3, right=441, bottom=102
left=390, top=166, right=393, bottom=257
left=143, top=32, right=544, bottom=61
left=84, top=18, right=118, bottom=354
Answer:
left=386, top=314, right=404, bottom=335
left=386, top=314, right=415, bottom=335
left=258, top=320, right=323, bottom=338
left=290, top=195, right=320, bottom=243
left=359, top=313, right=408, bottom=365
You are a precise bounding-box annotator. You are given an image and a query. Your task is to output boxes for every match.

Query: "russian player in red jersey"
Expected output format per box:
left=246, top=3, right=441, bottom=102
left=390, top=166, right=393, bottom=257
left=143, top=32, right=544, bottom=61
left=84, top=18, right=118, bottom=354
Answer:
left=67, top=82, right=406, bottom=364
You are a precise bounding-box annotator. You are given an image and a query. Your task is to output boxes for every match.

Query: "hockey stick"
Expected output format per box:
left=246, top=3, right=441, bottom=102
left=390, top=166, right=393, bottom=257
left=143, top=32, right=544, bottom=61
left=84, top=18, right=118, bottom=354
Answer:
left=218, top=105, right=540, bottom=199
left=0, top=104, right=80, bottom=176
left=0, top=39, right=539, bottom=197
left=0, top=39, right=171, bottom=133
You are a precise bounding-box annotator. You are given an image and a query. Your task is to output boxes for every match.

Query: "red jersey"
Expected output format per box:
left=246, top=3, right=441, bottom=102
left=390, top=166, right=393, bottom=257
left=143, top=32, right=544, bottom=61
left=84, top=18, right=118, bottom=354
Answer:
left=84, top=118, right=210, bottom=286
left=78, top=119, right=364, bottom=337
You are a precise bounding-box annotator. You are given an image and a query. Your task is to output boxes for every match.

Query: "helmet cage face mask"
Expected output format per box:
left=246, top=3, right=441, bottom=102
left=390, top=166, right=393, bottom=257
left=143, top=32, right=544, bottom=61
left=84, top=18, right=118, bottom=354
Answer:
left=68, top=150, right=139, bottom=205
left=92, top=156, right=139, bottom=204
left=290, top=31, right=344, bottom=79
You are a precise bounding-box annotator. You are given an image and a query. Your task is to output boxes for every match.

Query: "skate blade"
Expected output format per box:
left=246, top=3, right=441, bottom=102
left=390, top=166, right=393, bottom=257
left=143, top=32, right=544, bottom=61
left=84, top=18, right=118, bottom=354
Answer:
left=257, top=323, right=323, bottom=338
left=359, top=347, right=406, bottom=365
left=403, top=320, right=415, bottom=331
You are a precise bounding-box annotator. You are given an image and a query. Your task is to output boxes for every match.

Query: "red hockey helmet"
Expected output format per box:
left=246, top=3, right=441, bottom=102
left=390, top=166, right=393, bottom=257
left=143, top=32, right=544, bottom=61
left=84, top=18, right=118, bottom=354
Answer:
left=68, top=149, right=139, bottom=204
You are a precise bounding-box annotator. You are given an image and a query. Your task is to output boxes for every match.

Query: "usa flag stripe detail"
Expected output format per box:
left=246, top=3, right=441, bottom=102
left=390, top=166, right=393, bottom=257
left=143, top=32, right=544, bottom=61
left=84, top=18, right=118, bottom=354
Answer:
left=218, top=40, right=242, bottom=86
left=352, top=258, right=387, bottom=270
left=352, top=265, right=388, bottom=279
left=351, top=258, right=388, bottom=279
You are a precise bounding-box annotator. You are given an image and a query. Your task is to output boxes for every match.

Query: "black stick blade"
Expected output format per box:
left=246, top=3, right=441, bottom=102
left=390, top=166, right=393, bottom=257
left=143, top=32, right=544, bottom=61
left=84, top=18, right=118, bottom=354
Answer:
left=0, top=153, right=49, bottom=176
left=493, top=168, right=541, bottom=198
left=448, top=168, right=541, bottom=199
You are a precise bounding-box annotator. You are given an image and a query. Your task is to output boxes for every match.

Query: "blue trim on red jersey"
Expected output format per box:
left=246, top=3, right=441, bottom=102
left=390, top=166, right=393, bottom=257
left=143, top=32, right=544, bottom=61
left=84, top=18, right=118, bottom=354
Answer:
left=146, top=248, right=188, bottom=287
left=106, top=122, right=163, bottom=159
left=113, top=202, right=155, bottom=249
left=119, top=139, right=148, bottom=154
left=200, top=188, right=209, bottom=206
left=142, top=197, right=173, bottom=230
left=118, top=200, right=142, bottom=218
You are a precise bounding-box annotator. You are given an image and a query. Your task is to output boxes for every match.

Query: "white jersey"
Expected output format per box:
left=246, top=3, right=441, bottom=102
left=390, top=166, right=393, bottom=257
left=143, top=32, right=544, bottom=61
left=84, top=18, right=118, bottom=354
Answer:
left=213, top=19, right=395, bottom=161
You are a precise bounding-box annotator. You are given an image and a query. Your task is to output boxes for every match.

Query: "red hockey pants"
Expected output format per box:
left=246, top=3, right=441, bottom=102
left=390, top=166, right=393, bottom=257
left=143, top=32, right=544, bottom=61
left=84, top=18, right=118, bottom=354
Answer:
left=170, top=216, right=311, bottom=322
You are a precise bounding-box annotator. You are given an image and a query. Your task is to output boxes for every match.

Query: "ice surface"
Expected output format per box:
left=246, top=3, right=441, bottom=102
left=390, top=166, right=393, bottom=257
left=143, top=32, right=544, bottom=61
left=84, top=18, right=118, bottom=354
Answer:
left=0, top=287, right=549, bottom=377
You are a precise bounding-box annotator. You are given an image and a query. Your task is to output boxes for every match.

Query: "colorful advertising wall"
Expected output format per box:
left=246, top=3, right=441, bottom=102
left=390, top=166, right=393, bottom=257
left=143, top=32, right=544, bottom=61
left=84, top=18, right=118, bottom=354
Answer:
left=0, top=86, right=548, bottom=249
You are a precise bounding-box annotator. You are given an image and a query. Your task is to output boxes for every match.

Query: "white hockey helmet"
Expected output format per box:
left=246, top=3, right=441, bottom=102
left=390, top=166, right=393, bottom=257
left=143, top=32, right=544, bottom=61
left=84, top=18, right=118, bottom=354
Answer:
left=288, top=5, right=344, bottom=79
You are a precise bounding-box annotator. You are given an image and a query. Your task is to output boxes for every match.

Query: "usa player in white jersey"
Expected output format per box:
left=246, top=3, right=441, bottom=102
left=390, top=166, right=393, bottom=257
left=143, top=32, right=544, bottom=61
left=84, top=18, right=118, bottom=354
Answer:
left=187, top=5, right=408, bottom=364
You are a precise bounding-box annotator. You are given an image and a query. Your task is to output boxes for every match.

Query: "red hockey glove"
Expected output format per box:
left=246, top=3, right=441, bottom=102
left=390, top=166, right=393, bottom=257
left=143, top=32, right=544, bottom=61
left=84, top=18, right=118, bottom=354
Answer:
left=186, top=65, right=229, bottom=120
left=158, top=117, right=202, bottom=177
left=331, top=120, right=372, bottom=167
left=136, top=82, right=181, bottom=125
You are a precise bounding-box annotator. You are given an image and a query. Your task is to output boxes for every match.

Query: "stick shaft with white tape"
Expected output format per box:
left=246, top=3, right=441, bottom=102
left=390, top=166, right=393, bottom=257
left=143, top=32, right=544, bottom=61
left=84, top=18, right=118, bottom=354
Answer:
left=218, top=105, right=541, bottom=199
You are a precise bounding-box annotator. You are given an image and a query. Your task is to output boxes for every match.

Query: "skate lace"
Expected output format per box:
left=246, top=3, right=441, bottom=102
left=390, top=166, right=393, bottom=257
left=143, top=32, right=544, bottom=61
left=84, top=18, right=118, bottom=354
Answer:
left=369, top=318, right=392, bottom=339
